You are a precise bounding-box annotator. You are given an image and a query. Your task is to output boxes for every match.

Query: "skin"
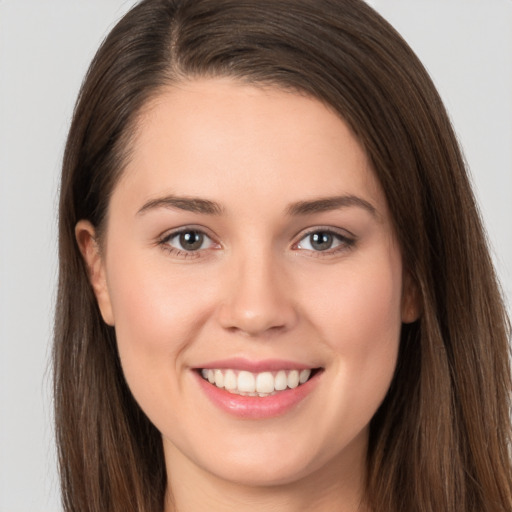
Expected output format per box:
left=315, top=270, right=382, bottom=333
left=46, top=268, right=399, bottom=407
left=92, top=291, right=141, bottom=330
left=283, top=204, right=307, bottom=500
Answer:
left=77, top=78, right=419, bottom=512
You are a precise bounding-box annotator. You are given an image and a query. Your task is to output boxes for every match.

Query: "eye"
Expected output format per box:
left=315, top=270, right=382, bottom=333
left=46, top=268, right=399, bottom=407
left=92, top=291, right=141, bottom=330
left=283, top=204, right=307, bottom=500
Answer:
left=295, top=229, right=355, bottom=254
left=160, top=228, right=217, bottom=256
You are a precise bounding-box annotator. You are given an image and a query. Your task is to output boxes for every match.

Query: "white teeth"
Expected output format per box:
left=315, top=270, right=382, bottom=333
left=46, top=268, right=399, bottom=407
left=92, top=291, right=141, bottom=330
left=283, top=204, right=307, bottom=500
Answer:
left=214, top=369, right=224, bottom=388
left=224, top=369, right=237, bottom=390
left=299, top=369, right=311, bottom=384
left=256, top=372, right=274, bottom=394
left=238, top=371, right=256, bottom=393
left=274, top=370, right=287, bottom=391
left=287, top=370, right=299, bottom=389
left=200, top=368, right=314, bottom=395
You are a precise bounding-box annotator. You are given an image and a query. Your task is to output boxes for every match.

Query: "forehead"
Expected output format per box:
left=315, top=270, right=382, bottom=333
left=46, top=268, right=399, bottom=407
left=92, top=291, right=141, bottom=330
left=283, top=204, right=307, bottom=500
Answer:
left=113, top=78, right=386, bottom=215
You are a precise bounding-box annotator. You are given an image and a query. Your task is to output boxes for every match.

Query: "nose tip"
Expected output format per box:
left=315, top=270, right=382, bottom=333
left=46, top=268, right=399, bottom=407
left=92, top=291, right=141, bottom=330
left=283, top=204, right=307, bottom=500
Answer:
left=218, top=305, right=288, bottom=336
left=216, top=260, right=298, bottom=337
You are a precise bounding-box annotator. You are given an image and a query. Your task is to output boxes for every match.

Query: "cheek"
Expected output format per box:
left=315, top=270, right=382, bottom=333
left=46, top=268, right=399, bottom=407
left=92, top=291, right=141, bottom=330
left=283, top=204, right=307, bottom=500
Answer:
left=104, top=246, right=216, bottom=387
left=307, top=250, right=403, bottom=350
left=295, top=252, right=403, bottom=451
left=302, top=250, right=403, bottom=401
left=103, top=250, right=225, bottom=436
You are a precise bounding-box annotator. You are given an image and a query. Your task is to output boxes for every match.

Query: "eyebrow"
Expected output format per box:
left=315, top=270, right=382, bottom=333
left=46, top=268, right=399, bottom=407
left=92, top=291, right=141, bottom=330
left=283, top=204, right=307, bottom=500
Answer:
left=286, top=195, right=377, bottom=217
left=137, top=195, right=224, bottom=216
left=137, top=193, right=377, bottom=218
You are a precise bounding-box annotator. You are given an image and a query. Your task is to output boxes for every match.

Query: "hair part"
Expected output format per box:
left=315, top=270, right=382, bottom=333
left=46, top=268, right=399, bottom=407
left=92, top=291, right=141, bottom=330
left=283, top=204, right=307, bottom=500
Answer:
left=54, top=1, right=512, bottom=510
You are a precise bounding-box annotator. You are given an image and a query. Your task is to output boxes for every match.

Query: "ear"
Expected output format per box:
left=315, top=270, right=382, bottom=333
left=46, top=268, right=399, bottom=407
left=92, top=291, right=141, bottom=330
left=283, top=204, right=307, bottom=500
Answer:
left=75, top=220, right=115, bottom=326
left=401, top=271, right=422, bottom=324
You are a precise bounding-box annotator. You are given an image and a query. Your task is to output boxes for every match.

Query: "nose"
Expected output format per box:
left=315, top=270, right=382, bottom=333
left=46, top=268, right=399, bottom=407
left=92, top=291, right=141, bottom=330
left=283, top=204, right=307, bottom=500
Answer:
left=216, top=251, right=298, bottom=336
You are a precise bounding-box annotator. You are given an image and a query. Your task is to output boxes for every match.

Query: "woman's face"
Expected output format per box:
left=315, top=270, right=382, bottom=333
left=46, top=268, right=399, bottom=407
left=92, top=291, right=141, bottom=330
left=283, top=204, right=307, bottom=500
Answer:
left=78, top=78, right=417, bottom=492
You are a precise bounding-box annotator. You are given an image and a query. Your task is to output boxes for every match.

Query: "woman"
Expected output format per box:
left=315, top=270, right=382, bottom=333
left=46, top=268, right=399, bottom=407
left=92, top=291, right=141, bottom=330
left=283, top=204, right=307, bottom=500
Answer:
left=53, top=0, right=512, bottom=511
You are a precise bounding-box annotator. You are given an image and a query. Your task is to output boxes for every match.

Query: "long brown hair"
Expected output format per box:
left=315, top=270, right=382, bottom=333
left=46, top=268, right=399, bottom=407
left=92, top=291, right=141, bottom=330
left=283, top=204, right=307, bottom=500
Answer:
left=54, top=0, right=512, bottom=510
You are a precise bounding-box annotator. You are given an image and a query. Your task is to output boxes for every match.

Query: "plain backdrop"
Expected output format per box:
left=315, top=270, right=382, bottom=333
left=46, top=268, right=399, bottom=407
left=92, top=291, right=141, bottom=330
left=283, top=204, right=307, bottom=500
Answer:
left=0, top=1, right=511, bottom=510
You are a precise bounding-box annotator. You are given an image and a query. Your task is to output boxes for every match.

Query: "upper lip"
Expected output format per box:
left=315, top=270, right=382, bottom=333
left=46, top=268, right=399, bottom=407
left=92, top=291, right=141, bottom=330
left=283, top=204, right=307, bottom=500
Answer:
left=194, top=357, right=318, bottom=373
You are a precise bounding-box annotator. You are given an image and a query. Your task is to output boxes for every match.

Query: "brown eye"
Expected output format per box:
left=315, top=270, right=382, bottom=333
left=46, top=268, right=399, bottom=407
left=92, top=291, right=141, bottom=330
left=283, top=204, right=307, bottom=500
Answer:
left=179, top=231, right=204, bottom=251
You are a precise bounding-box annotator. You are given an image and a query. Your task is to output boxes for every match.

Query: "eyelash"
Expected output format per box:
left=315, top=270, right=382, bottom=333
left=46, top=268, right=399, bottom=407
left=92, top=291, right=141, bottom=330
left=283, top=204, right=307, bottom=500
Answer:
left=157, top=226, right=356, bottom=259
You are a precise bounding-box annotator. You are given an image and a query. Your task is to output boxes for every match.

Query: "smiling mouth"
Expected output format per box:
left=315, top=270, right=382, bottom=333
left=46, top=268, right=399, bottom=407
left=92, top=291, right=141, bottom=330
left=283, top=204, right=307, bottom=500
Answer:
left=199, top=368, right=320, bottom=397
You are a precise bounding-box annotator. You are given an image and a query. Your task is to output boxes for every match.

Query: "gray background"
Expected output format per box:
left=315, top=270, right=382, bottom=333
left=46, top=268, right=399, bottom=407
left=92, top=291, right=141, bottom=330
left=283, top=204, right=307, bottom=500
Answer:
left=1, top=1, right=511, bottom=510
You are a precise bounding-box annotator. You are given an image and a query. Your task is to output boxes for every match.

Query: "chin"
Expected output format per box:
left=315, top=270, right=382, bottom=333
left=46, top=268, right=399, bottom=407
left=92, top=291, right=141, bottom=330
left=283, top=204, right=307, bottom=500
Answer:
left=206, top=454, right=315, bottom=487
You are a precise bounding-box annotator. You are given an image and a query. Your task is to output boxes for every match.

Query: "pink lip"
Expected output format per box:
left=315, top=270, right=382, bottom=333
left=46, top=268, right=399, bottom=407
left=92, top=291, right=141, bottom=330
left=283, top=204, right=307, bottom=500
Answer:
left=193, top=367, right=322, bottom=420
left=196, top=357, right=315, bottom=373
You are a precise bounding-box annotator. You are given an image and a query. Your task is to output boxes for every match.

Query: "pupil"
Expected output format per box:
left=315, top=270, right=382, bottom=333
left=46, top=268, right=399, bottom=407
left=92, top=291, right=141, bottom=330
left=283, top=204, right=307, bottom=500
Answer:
left=311, top=232, right=333, bottom=251
left=180, top=231, right=203, bottom=251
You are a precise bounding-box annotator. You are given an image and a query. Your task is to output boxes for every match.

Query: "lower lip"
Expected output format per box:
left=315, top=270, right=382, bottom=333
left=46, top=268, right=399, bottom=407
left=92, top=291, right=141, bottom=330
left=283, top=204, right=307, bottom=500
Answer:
left=194, top=371, right=321, bottom=419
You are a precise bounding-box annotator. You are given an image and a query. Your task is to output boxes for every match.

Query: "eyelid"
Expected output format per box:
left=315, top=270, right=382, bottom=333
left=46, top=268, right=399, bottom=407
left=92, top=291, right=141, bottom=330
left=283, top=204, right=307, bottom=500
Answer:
left=158, top=224, right=218, bottom=242
left=295, top=225, right=356, bottom=240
